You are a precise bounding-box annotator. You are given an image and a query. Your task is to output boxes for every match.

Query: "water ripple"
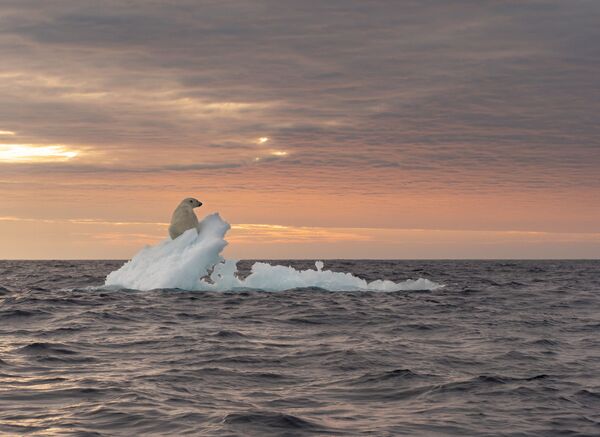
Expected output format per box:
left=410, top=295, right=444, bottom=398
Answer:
left=0, top=259, right=599, bottom=436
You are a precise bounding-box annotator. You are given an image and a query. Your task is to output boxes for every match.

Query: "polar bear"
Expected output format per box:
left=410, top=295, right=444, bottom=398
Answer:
left=168, top=197, right=202, bottom=240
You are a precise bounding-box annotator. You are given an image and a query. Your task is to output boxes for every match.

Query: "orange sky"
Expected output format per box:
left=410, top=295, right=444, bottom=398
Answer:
left=1, top=1, right=599, bottom=259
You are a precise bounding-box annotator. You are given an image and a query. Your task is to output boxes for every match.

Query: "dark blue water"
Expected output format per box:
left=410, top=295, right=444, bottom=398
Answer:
left=1, top=260, right=599, bottom=436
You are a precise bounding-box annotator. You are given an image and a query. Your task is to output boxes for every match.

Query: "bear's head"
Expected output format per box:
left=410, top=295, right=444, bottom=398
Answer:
left=181, top=197, right=202, bottom=208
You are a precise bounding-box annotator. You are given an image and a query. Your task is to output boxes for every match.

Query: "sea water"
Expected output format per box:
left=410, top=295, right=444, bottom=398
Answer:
left=0, top=218, right=599, bottom=435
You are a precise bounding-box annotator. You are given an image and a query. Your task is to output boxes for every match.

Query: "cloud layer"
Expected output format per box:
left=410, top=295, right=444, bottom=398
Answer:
left=0, top=1, right=599, bottom=257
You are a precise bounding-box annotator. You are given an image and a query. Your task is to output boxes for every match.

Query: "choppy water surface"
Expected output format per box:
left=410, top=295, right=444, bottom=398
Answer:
left=1, top=260, right=599, bottom=436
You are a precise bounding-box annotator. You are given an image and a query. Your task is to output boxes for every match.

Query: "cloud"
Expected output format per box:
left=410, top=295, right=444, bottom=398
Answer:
left=0, top=1, right=599, bottom=258
left=2, top=214, right=599, bottom=259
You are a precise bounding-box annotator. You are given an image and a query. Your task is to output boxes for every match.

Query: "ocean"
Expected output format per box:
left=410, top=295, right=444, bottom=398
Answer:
left=0, top=259, right=599, bottom=436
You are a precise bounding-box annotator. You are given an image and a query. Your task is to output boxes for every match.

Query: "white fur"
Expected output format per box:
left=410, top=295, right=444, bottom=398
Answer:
left=169, top=197, right=202, bottom=240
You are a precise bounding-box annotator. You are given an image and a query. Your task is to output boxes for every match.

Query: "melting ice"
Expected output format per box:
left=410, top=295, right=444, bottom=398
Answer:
left=105, top=213, right=441, bottom=292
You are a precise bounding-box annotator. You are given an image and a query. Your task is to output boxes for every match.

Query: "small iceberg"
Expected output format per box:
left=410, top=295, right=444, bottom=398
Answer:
left=105, top=213, right=441, bottom=292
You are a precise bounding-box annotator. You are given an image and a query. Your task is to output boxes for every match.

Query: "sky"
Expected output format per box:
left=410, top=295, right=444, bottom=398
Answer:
left=0, top=0, right=599, bottom=259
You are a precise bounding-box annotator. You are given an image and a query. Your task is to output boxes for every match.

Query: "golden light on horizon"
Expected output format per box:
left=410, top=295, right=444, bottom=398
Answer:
left=271, top=150, right=288, bottom=156
left=0, top=130, right=16, bottom=136
left=257, top=137, right=269, bottom=144
left=0, top=144, right=79, bottom=163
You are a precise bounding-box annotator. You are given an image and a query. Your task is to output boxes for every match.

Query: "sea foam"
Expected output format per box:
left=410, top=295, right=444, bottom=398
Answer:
left=105, top=213, right=441, bottom=292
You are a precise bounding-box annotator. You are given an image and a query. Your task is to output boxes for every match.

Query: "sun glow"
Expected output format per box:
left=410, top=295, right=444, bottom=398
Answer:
left=0, top=144, right=79, bottom=162
left=271, top=150, right=288, bottom=156
left=0, top=130, right=16, bottom=136
left=257, top=137, right=269, bottom=144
